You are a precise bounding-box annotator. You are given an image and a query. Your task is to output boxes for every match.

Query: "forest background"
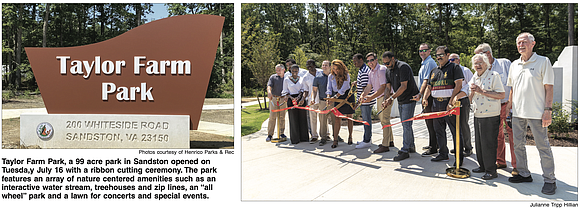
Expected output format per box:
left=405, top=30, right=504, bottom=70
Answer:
left=242, top=3, right=578, bottom=98
left=2, top=3, right=234, bottom=98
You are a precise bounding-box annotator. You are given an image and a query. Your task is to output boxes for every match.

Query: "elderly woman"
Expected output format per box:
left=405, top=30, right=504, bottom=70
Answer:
left=468, top=54, right=506, bottom=180
left=326, top=59, right=355, bottom=148
left=282, top=64, right=309, bottom=144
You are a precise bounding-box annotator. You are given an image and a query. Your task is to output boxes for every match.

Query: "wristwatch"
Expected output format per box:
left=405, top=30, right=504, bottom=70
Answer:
left=544, top=107, right=553, bottom=111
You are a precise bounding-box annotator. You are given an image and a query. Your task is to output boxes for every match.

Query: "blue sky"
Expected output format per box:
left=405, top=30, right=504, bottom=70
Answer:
left=145, top=3, right=170, bottom=23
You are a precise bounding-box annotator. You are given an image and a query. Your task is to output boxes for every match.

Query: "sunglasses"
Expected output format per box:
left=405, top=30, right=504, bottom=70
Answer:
left=449, top=58, right=458, bottom=62
left=366, top=58, right=375, bottom=63
left=418, top=49, right=429, bottom=53
left=434, top=53, right=445, bottom=58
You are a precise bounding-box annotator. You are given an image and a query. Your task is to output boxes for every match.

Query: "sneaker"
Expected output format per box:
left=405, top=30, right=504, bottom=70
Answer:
left=319, top=138, right=327, bottom=146
left=373, top=145, right=390, bottom=153
left=280, top=134, right=288, bottom=139
left=464, top=149, right=473, bottom=156
left=431, top=154, right=449, bottom=162
left=266, top=135, right=272, bottom=142
left=393, top=151, right=410, bottom=161
left=511, top=168, right=519, bottom=176
left=422, top=145, right=430, bottom=150
left=389, top=141, right=395, bottom=147
left=355, top=141, right=371, bottom=149
left=309, top=137, right=318, bottom=144
left=508, top=174, right=533, bottom=183
left=541, top=182, right=557, bottom=195
left=421, top=148, right=438, bottom=157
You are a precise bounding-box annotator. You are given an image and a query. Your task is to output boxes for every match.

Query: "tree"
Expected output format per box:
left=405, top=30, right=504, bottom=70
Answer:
left=248, top=32, right=280, bottom=109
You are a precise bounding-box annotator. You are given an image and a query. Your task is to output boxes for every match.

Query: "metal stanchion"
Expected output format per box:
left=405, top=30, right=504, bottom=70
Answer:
left=271, top=97, right=286, bottom=143
left=446, top=101, right=470, bottom=178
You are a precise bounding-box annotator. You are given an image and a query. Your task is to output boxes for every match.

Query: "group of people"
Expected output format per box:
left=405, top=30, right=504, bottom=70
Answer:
left=265, top=32, right=557, bottom=195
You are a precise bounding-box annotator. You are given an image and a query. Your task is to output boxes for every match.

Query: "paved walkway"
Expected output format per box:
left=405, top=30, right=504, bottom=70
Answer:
left=241, top=103, right=578, bottom=201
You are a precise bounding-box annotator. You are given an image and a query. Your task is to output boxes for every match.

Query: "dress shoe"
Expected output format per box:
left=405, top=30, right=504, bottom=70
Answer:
left=393, top=151, right=409, bottom=161
left=450, top=149, right=456, bottom=154
left=422, top=145, right=430, bottom=150
left=508, top=174, right=533, bottom=183
left=373, top=145, right=390, bottom=153
left=472, top=167, right=484, bottom=173
left=431, top=154, right=449, bottom=162
left=389, top=141, right=395, bottom=147
left=266, top=135, right=272, bottom=142
left=541, top=182, right=557, bottom=195
left=482, top=173, right=498, bottom=180
left=496, top=163, right=507, bottom=169
left=463, top=149, right=472, bottom=156
left=421, top=148, right=437, bottom=157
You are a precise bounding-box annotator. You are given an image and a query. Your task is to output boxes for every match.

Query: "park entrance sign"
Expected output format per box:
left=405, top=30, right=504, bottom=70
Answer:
left=21, top=14, right=224, bottom=148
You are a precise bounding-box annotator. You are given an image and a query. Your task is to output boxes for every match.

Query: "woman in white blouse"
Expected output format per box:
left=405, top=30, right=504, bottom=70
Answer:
left=326, top=60, right=355, bottom=148
left=282, top=64, right=309, bottom=144
left=468, top=54, right=505, bottom=180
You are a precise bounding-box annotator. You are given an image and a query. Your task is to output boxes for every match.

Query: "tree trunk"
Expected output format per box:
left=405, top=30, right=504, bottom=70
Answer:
left=42, top=3, right=50, bottom=48
left=325, top=3, right=329, bottom=53
left=100, top=4, right=105, bottom=37
left=545, top=4, right=551, bottom=52
left=438, top=3, right=443, bottom=42
left=445, top=4, right=450, bottom=46
left=135, top=3, right=142, bottom=26
left=6, top=26, right=13, bottom=87
left=256, top=91, right=263, bottom=110
left=496, top=3, right=501, bottom=56
left=15, top=3, right=24, bottom=89
left=263, top=91, right=268, bottom=110
left=569, top=3, right=575, bottom=46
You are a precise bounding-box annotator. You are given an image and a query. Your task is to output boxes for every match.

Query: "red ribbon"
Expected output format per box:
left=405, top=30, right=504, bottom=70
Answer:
left=381, top=107, right=460, bottom=129
left=272, top=100, right=369, bottom=126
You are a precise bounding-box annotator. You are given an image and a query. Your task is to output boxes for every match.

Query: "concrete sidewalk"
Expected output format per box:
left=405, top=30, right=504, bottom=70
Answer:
left=242, top=113, right=578, bottom=201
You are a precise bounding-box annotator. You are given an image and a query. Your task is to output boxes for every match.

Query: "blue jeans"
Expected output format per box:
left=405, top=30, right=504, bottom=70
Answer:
left=398, top=101, right=416, bottom=153
left=361, top=105, right=372, bottom=143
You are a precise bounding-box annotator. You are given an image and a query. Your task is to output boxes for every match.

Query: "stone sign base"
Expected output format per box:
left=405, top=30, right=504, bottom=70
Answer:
left=20, top=114, right=190, bottom=149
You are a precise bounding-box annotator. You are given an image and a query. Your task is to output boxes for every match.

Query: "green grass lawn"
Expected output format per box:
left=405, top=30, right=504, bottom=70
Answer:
left=241, top=104, right=271, bottom=136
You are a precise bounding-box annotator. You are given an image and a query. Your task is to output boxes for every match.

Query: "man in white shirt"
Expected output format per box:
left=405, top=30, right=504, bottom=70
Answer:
left=506, top=32, right=556, bottom=195
left=303, top=59, right=319, bottom=143
left=449, top=53, right=473, bottom=156
left=474, top=43, right=517, bottom=175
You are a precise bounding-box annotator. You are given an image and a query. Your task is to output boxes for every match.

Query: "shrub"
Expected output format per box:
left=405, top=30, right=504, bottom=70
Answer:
left=548, top=102, right=571, bottom=134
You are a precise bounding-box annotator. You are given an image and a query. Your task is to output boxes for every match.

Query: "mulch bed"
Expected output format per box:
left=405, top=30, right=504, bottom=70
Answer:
left=525, top=127, right=577, bottom=147
left=339, top=118, right=578, bottom=147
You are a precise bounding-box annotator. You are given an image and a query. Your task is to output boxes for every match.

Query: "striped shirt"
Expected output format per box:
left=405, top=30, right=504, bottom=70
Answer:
left=356, top=63, right=375, bottom=106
